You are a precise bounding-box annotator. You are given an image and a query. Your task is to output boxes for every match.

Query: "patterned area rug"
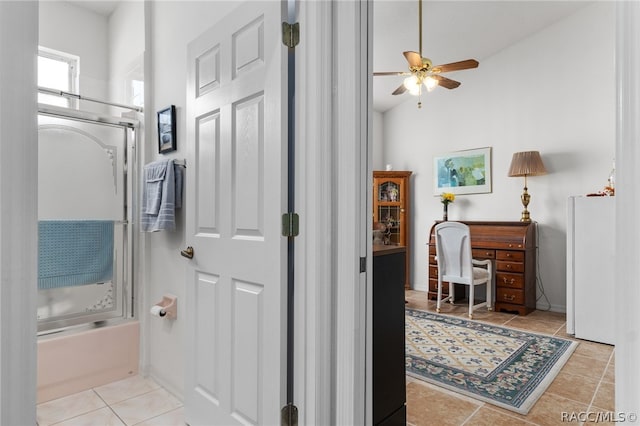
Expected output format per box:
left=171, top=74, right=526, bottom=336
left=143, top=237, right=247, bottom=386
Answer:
left=406, top=308, right=578, bottom=414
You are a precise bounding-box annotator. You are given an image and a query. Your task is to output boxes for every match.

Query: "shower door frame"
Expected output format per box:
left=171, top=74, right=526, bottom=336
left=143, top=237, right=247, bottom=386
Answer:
left=37, top=104, right=138, bottom=334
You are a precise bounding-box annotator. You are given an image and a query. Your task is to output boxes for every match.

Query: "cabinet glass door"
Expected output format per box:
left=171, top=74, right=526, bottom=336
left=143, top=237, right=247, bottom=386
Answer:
left=376, top=180, right=402, bottom=245
left=378, top=181, right=400, bottom=202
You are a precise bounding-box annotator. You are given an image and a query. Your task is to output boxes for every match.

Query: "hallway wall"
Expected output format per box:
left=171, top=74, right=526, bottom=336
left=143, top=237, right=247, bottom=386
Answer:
left=376, top=2, right=615, bottom=312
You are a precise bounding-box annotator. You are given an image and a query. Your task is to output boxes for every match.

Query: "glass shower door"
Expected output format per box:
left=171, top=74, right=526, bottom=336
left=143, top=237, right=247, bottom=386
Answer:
left=37, top=113, right=132, bottom=333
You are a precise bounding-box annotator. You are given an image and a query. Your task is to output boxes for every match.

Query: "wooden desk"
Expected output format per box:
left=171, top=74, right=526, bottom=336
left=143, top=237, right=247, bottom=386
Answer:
left=428, top=221, right=537, bottom=316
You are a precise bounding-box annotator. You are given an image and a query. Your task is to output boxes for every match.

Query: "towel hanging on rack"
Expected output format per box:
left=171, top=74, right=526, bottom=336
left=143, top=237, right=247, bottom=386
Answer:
left=141, top=159, right=183, bottom=232
left=38, top=220, right=114, bottom=289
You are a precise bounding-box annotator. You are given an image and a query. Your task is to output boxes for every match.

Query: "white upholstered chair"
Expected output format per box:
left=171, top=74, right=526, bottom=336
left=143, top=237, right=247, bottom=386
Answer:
left=434, top=221, right=493, bottom=319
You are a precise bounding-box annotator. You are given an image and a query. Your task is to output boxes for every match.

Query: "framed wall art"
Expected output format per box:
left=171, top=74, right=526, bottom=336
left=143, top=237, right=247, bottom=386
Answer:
left=433, top=147, right=492, bottom=195
left=157, top=105, right=176, bottom=154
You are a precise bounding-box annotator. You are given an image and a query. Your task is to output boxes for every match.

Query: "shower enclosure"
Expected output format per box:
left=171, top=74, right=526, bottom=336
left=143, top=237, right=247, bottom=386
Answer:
left=37, top=104, right=136, bottom=334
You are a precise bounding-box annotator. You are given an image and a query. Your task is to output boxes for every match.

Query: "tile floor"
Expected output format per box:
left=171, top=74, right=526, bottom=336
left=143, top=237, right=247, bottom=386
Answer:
left=405, top=289, right=616, bottom=426
left=38, top=290, right=615, bottom=426
left=36, top=375, right=183, bottom=426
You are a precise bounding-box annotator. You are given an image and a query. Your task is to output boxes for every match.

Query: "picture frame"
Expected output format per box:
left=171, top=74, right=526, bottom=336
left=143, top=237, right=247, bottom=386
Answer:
left=157, top=105, right=176, bottom=154
left=433, top=147, right=492, bottom=195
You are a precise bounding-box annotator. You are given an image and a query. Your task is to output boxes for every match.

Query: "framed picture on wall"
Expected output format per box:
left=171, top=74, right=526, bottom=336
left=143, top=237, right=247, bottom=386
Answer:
left=433, top=147, right=492, bottom=195
left=157, top=105, right=176, bottom=154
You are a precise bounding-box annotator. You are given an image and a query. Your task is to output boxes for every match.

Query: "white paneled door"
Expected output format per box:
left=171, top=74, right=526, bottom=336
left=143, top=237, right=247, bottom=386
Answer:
left=184, top=2, right=287, bottom=425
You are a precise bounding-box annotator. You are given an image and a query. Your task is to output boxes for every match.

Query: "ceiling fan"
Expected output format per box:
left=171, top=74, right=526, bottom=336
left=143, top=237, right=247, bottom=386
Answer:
left=374, top=0, right=479, bottom=108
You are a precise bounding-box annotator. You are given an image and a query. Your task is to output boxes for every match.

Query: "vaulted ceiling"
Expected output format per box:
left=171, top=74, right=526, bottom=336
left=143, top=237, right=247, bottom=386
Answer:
left=373, top=1, right=592, bottom=112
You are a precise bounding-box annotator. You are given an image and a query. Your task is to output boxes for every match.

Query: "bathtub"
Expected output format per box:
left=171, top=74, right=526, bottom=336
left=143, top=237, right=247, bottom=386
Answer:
left=37, top=320, right=139, bottom=403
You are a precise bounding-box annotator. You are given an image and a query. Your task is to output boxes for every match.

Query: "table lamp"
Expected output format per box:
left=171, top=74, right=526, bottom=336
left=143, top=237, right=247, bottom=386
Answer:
left=508, top=151, right=547, bottom=222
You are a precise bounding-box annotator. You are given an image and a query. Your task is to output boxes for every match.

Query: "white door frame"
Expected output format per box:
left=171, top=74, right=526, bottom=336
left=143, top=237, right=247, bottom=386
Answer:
left=614, top=0, right=640, bottom=416
left=0, top=2, right=38, bottom=424
left=293, top=1, right=371, bottom=424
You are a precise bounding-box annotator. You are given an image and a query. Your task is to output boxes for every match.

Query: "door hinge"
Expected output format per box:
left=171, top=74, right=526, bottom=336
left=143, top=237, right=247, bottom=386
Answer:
left=282, top=22, right=300, bottom=48
left=281, top=403, right=298, bottom=426
left=282, top=212, right=299, bottom=237
left=360, top=257, right=367, bottom=273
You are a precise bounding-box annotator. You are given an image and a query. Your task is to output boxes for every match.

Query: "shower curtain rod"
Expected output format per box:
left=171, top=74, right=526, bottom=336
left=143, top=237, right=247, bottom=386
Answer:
left=38, top=86, right=144, bottom=113
left=38, top=104, right=139, bottom=129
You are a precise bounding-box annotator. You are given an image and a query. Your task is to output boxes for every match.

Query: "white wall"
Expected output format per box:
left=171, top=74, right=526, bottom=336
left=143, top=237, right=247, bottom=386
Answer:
left=379, top=2, right=615, bottom=312
left=39, top=1, right=109, bottom=112
left=108, top=1, right=144, bottom=107
left=372, top=110, right=384, bottom=170
left=142, top=1, right=241, bottom=399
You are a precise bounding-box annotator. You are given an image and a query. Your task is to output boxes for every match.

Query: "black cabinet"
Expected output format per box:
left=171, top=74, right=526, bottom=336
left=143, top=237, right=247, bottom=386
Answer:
left=373, top=245, right=407, bottom=425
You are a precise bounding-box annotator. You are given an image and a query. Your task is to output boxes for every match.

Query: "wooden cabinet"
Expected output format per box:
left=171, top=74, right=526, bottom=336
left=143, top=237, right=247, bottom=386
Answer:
left=373, top=171, right=412, bottom=289
left=427, top=221, right=537, bottom=316
left=372, top=245, right=407, bottom=424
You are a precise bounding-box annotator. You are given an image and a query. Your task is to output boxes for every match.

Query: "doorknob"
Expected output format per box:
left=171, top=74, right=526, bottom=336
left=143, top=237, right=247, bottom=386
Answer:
left=180, top=246, right=194, bottom=259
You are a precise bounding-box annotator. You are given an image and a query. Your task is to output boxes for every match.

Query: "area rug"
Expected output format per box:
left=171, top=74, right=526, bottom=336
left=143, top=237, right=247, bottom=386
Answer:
left=405, top=308, right=578, bottom=414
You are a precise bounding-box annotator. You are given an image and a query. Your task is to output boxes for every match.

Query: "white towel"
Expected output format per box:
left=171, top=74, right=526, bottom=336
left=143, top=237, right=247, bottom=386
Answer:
left=141, top=159, right=183, bottom=232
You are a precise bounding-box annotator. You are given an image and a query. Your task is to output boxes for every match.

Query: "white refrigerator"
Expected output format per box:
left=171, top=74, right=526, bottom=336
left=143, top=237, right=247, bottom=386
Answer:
left=566, top=195, right=615, bottom=345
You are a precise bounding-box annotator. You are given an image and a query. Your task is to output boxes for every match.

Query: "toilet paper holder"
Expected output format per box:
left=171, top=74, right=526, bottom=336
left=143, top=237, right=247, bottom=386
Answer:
left=152, top=294, right=177, bottom=319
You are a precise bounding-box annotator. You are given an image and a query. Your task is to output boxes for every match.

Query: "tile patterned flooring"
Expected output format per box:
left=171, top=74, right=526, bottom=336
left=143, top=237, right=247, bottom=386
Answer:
left=405, top=289, right=615, bottom=426
left=38, top=290, right=615, bottom=425
left=36, top=375, right=183, bottom=426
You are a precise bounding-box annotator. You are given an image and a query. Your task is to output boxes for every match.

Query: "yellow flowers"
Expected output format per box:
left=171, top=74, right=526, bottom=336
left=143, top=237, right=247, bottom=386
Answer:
left=441, top=192, right=455, bottom=205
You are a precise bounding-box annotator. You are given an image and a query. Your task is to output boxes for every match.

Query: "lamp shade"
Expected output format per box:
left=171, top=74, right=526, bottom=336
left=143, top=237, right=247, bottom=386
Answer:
left=508, top=151, right=547, bottom=177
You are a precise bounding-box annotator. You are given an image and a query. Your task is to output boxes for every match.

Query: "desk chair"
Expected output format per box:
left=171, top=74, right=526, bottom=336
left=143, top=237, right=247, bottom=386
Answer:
left=434, top=221, right=493, bottom=319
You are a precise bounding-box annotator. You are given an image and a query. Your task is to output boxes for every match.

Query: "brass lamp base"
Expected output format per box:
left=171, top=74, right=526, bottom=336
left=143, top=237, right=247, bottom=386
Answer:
left=520, top=186, right=532, bottom=222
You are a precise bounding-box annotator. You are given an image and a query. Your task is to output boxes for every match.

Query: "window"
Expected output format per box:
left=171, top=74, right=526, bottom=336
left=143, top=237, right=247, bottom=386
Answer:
left=38, top=47, right=79, bottom=108
left=130, top=79, right=144, bottom=108
left=125, top=62, right=144, bottom=108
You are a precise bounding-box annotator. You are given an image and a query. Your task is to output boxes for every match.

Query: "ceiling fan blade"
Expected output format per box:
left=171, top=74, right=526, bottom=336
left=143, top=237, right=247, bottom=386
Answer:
left=403, top=51, right=423, bottom=68
left=392, top=84, right=407, bottom=95
left=373, top=71, right=411, bottom=76
left=432, top=59, right=479, bottom=73
left=431, top=75, right=461, bottom=89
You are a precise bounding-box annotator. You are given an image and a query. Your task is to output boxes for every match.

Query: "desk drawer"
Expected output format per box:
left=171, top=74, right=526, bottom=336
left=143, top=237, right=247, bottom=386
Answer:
left=472, top=248, right=495, bottom=259
left=496, top=250, right=524, bottom=262
left=496, top=272, right=524, bottom=289
left=496, top=260, right=524, bottom=273
left=429, top=279, right=450, bottom=294
left=429, top=266, right=439, bottom=280
left=495, top=288, right=524, bottom=305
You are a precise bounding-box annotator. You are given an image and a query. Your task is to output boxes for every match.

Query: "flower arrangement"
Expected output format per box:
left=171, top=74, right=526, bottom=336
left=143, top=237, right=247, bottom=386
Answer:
left=440, top=192, right=455, bottom=205
left=440, top=192, right=455, bottom=221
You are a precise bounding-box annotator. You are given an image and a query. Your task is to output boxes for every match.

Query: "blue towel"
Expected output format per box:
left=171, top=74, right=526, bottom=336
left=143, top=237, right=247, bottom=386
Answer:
left=174, top=162, right=183, bottom=210
left=38, top=220, right=114, bottom=290
left=144, top=160, right=168, bottom=214
left=141, top=159, right=183, bottom=232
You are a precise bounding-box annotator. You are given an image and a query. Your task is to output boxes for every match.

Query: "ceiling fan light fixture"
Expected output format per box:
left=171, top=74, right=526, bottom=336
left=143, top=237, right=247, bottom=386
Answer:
left=424, top=76, right=438, bottom=92
left=403, top=75, right=422, bottom=96
left=372, top=0, right=479, bottom=108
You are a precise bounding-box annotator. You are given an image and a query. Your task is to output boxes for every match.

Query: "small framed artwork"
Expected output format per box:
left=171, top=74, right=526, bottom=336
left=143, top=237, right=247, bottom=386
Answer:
left=433, top=147, right=492, bottom=195
left=157, top=105, right=176, bottom=154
